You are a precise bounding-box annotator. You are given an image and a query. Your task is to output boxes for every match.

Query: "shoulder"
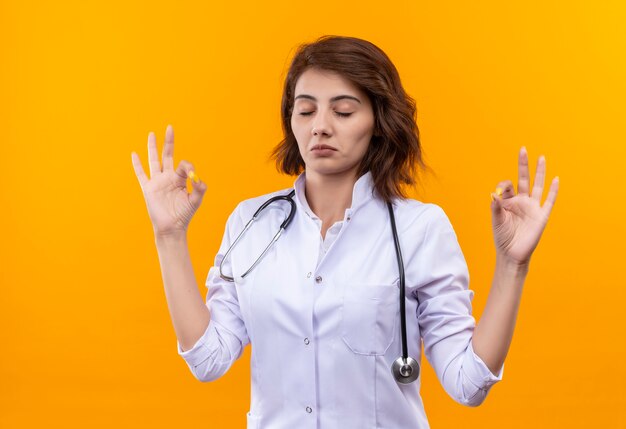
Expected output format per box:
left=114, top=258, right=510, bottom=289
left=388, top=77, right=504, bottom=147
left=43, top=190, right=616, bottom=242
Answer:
left=391, top=197, right=454, bottom=234
left=391, top=198, right=464, bottom=265
left=231, top=186, right=295, bottom=219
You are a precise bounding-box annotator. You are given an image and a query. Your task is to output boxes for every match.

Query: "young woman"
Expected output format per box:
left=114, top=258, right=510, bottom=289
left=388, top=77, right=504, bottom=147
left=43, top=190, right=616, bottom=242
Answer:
left=131, top=35, right=559, bottom=428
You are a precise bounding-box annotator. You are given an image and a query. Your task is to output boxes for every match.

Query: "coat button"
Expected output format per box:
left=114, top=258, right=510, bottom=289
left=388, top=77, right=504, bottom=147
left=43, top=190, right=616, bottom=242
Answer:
left=306, top=406, right=312, bottom=413
left=304, top=338, right=310, bottom=345
left=315, top=275, right=322, bottom=283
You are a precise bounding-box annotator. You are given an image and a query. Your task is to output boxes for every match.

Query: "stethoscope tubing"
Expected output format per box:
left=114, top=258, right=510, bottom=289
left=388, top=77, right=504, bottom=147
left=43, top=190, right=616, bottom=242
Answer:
left=387, top=201, right=408, bottom=361
left=219, top=191, right=296, bottom=282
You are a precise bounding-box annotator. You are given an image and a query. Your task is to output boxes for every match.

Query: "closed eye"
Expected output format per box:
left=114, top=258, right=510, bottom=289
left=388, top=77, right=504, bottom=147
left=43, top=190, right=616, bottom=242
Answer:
left=299, top=111, right=353, bottom=117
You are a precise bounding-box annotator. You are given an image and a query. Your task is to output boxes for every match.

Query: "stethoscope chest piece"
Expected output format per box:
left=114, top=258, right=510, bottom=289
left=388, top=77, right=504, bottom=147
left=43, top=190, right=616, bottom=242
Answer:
left=392, top=356, right=420, bottom=384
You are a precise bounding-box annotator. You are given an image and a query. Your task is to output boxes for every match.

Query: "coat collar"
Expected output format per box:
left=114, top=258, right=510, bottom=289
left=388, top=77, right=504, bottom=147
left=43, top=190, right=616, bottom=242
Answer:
left=292, top=171, right=376, bottom=220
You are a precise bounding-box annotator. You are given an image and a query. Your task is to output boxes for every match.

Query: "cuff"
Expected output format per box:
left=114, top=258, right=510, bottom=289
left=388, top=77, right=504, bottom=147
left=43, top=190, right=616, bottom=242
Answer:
left=463, top=340, right=504, bottom=389
left=177, top=319, right=220, bottom=368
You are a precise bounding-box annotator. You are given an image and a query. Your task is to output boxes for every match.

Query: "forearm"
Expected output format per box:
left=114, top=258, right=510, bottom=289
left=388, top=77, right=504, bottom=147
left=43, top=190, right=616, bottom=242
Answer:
left=155, top=232, right=211, bottom=352
left=472, top=254, right=529, bottom=374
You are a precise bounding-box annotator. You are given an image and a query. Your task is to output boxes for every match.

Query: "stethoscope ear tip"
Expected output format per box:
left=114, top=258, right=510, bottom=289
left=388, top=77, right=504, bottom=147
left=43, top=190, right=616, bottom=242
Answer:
left=392, top=356, right=420, bottom=384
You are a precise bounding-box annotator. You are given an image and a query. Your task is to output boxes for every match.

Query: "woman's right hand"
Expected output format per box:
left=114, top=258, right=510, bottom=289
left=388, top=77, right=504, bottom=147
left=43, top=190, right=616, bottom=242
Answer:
left=131, top=125, right=207, bottom=238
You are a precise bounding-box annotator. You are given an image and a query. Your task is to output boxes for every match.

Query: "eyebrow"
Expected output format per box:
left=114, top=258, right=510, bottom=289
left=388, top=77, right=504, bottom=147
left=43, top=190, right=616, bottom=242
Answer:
left=294, top=94, right=362, bottom=104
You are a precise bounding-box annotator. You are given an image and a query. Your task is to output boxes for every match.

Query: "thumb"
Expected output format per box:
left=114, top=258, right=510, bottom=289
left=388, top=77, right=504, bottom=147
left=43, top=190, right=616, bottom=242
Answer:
left=490, top=180, right=514, bottom=226
left=189, top=172, right=207, bottom=209
left=491, top=192, right=506, bottom=226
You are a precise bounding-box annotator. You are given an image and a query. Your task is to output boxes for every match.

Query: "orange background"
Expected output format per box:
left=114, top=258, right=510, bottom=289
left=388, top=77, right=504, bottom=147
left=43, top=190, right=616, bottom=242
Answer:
left=1, top=1, right=625, bottom=428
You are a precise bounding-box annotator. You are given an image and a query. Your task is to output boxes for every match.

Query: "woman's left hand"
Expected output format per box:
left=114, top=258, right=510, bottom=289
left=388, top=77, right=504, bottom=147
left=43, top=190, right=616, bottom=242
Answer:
left=490, top=147, right=560, bottom=266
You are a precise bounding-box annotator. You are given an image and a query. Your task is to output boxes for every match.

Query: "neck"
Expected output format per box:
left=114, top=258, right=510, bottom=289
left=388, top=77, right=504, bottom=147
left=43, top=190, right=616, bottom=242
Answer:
left=304, top=169, right=359, bottom=226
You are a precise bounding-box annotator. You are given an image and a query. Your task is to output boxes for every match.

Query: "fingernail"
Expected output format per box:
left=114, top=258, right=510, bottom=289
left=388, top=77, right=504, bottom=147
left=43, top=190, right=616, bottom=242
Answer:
left=495, top=187, right=503, bottom=197
left=189, top=171, right=199, bottom=183
left=491, top=193, right=496, bottom=202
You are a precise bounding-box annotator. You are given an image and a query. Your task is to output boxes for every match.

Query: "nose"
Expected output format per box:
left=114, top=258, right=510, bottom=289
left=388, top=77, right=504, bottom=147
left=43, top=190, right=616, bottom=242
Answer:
left=311, top=109, right=332, bottom=137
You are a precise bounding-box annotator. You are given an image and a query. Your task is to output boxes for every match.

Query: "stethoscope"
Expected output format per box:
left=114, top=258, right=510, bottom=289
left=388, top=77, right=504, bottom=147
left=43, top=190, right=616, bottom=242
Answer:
left=219, top=189, right=420, bottom=384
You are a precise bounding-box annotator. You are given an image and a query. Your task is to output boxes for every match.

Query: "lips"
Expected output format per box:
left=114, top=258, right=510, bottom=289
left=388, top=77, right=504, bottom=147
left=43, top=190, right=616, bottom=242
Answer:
left=311, top=144, right=337, bottom=151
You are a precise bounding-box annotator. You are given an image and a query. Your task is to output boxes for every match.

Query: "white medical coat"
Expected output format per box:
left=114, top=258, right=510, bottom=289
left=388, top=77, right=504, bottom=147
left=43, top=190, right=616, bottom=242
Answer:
left=178, top=171, right=503, bottom=428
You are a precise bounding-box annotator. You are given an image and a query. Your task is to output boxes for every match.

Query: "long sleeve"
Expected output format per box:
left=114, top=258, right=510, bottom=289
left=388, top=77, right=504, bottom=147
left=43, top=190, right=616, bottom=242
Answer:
left=415, top=205, right=503, bottom=407
left=176, top=203, right=250, bottom=382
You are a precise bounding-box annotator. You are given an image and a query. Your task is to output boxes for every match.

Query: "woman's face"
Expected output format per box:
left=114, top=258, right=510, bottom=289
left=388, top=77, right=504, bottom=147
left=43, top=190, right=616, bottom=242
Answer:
left=290, top=68, right=375, bottom=179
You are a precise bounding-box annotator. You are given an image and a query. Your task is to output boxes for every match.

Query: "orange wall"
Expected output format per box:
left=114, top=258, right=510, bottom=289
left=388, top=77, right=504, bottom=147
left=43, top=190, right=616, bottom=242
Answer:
left=1, top=1, right=624, bottom=427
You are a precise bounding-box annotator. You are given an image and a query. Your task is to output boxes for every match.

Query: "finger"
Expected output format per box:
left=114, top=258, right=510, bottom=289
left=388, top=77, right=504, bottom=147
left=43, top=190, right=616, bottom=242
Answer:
left=189, top=175, right=207, bottom=209
left=162, top=124, right=175, bottom=171
left=518, top=147, right=530, bottom=196
left=541, top=176, right=560, bottom=217
left=174, top=159, right=195, bottom=182
left=147, top=132, right=161, bottom=177
left=490, top=186, right=506, bottom=224
left=175, top=160, right=204, bottom=205
left=131, top=151, right=149, bottom=189
left=531, top=155, right=546, bottom=202
left=494, top=180, right=514, bottom=200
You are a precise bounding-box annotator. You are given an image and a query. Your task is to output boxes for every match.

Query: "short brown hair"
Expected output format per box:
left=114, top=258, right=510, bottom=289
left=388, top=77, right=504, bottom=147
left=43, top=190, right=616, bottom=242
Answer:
left=270, top=35, right=430, bottom=202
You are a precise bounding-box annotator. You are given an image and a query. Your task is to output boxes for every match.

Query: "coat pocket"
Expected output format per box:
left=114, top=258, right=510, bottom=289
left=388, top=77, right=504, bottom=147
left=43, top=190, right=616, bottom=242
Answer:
left=341, top=283, right=399, bottom=355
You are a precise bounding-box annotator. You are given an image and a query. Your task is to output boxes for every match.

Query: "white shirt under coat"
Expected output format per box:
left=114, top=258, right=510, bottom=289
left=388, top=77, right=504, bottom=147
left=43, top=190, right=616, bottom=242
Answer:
left=178, top=171, right=503, bottom=429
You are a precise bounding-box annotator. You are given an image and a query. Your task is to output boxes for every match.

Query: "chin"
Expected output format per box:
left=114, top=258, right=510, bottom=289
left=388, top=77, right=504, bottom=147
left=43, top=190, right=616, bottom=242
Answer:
left=304, top=161, right=360, bottom=177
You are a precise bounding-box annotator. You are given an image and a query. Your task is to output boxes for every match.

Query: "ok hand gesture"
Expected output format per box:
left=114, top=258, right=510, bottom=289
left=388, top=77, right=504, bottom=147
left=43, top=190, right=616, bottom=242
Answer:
left=131, top=125, right=207, bottom=237
left=490, top=147, right=560, bottom=266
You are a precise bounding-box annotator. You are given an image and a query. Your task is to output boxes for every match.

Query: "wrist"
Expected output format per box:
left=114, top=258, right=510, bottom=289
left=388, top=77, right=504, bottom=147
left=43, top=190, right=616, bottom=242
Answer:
left=155, top=229, right=188, bottom=244
left=495, top=253, right=530, bottom=277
